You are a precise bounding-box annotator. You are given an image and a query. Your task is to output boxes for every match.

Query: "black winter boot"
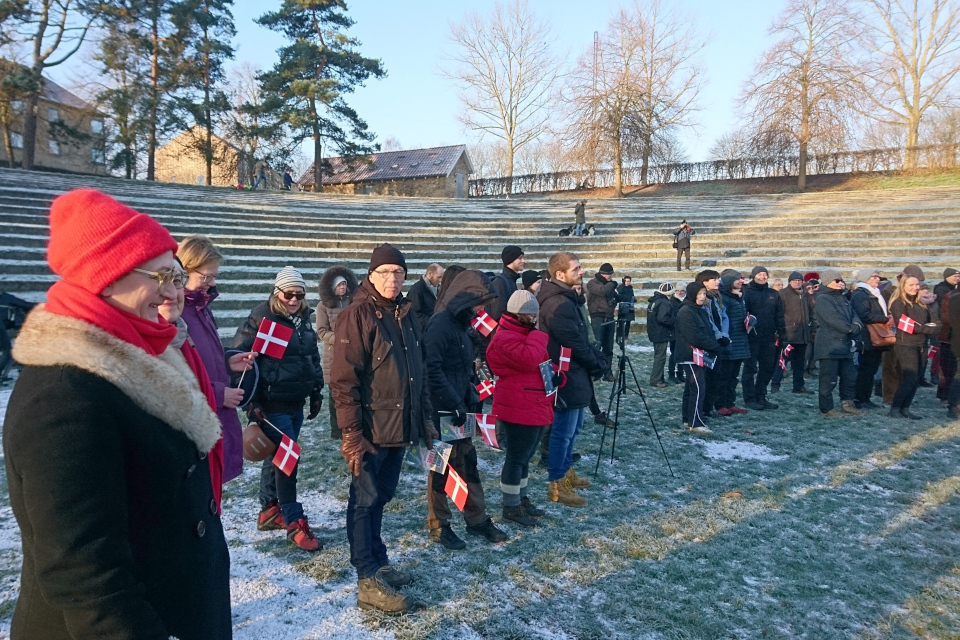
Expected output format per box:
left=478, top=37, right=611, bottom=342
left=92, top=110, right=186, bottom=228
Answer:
left=429, top=523, right=466, bottom=550
left=502, top=505, right=537, bottom=527
left=466, top=518, right=509, bottom=543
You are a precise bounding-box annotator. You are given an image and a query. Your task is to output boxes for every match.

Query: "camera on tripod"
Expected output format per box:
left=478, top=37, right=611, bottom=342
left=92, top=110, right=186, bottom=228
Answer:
left=616, top=301, right=634, bottom=316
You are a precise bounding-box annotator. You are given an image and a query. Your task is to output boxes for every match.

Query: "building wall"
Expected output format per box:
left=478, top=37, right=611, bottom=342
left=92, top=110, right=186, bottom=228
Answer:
left=155, top=132, right=243, bottom=187
left=312, top=153, right=473, bottom=198
left=0, top=99, right=107, bottom=175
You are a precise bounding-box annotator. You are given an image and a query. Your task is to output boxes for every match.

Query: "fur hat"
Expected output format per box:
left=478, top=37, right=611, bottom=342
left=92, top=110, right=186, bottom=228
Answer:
left=275, top=266, right=306, bottom=291
left=598, top=263, right=614, bottom=275
left=47, top=189, right=178, bottom=294
left=658, top=282, right=675, bottom=294
left=369, top=243, right=407, bottom=273
left=750, top=265, right=768, bottom=278
left=501, top=245, right=524, bottom=266
left=507, top=289, right=539, bottom=315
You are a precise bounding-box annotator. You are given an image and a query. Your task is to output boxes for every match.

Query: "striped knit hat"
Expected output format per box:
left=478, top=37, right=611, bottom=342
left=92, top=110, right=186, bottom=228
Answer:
left=275, top=266, right=306, bottom=291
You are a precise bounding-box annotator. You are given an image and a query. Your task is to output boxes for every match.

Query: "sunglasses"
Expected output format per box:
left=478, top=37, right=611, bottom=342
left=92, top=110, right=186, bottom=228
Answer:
left=277, top=289, right=305, bottom=301
left=833, top=278, right=845, bottom=284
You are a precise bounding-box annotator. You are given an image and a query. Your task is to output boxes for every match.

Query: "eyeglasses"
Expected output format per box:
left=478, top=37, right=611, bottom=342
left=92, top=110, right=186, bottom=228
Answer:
left=193, top=271, right=217, bottom=283
left=277, top=289, right=305, bottom=301
left=372, top=268, right=406, bottom=280
left=833, top=278, right=845, bottom=284
left=133, top=267, right=180, bottom=291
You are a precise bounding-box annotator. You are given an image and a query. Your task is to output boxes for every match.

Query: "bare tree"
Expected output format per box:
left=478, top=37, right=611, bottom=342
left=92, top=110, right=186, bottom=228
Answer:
left=851, top=0, right=960, bottom=168
left=381, top=135, right=403, bottom=151
left=444, top=0, right=562, bottom=194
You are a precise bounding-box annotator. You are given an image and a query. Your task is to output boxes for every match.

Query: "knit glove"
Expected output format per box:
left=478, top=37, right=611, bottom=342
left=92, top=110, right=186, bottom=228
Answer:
left=307, top=390, right=322, bottom=420
left=340, top=430, right=377, bottom=476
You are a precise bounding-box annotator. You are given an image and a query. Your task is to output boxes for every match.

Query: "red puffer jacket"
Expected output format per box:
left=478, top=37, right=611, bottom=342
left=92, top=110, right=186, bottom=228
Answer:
left=486, top=314, right=554, bottom=427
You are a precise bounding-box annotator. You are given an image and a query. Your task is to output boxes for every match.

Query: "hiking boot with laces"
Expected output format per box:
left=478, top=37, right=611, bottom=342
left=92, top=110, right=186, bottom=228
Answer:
left=429, top=523, right=466, bottom=550
left=376, top=564, right=412, bottom=588
left=257, top=501, right=286, bottom=531
left=594, top=412, right=616, bottom=427
left=502, top=504, right=537, bottom=527
left=564, top=468, right=591, bottom=488
left=548, top=478, right=587, bottom=507
left=357, top=575, right=412, bottom=614
left=466, top=517, right=509, bottom=543
left=520, top=496, right=545, bottom=517
left=840, top=400, right=864, bottom=416
left=286, top=517, right=321, bottom=552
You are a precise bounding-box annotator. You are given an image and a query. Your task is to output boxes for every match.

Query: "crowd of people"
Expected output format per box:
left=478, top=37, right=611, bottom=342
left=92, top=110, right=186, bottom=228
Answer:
left=5, top=191, right=958, bottom=632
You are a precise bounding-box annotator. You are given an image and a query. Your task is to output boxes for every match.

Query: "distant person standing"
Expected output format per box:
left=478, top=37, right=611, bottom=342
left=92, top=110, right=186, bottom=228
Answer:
left=586, top=263, right=618, bottom=382
left=283, top=168, right=294, bottom=190
left=673, top=220, right=695, bottom=271
left=490, top=245, right=525, bottom=321
left=646, top=283, right=676, bottom=388
left=573, top=200, right=587, bottom=236
left=407, top=263, right=444, bottom=330
left=616, top=275, right=637, bottom=339
left=253, top=160, right=268, bottom=190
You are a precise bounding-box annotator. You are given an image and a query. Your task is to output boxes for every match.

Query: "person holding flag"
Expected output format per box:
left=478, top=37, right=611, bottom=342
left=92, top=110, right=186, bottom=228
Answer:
left=233, top=266, right=324, bottom=551
left=486, top=290, right=553, bottom=527
left=423, top=269, right=508, bottom=549
left=675, top=281, right=722, bottom=433
left=888, top=273, right=941, bottom=419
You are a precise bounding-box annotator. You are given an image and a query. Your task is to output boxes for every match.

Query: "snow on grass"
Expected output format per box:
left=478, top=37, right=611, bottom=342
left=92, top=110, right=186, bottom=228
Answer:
left=702, top=440, right=789, bottom=462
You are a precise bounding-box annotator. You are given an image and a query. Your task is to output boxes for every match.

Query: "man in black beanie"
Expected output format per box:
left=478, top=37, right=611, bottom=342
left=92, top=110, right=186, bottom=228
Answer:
left=741, top=265, right=787, bottom=410
left=586, top=263, right=618, bottom=382
left=489, top=245, right=525, bottom=321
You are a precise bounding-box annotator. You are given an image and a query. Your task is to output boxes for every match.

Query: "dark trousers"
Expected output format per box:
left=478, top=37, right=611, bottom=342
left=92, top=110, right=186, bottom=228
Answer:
left=427, top=438, right=487, bottom=528
left=937, top=343, right=956, bottom=401
left=682, top=363, right=707, bottom=425
left=705, top=362, right=722, bottom=411
left=855, top=349, right=884, bottom=403
left=882, top=349, right=902, bottom=404
left=772, top=343, right=807, bottom=391
left=818, top=358, right=856, bottom=413
left=717, top=358, right=744, bottom=409
left=742, top=338, right=778, bottom=403
left=650, top=341, right=669, bottom=384
left=347, top=445, right=404, bottom=580
left=891, top=345, right=923, bottom=410
left=258, top=409, right=304, bottom=523
left=500, top=422, right=545, bottom=507
left=676, top=246, right=690, bottom=270
left=591, top=315, right=614, bottom=375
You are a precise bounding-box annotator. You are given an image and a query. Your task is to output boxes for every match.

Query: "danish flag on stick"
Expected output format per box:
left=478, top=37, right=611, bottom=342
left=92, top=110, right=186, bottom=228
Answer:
left=475, top=413, right=499, bottom=449
left=471, top=311, right=498, bottom=337
left=444, top=466, right=469, bottom=511
left=692, top=348, right=705, bottom=367
left=779, top=344, right=794, bottom=371
left=897, top=314, right=916, bottom=334
left=477, top=378, right=495, bottom=400
left=928, top=345, right=939, bottom=359
left=558, top=346, right=572, bottom=372
left=272, top=435, right=300, bottom=476
left=252, top=318, right=293, bottom=359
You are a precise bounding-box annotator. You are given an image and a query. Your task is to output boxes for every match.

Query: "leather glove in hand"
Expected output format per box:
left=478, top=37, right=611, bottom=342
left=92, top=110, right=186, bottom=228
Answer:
left=340, top=430, right=377, bottom=476
left=717, top=336, right=731, bottom=347
left=307, top=391, right=322, bottom=420
left=551, top=373, right=562, bottom=386
left=424, top=421, right=439, bottom=450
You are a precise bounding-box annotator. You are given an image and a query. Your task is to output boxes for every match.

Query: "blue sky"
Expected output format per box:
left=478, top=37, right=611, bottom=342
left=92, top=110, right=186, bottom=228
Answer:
left=231, top=0, right=785, bottom=162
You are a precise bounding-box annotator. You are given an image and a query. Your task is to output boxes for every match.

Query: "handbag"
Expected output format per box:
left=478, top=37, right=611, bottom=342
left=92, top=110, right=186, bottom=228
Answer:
left=867, top=322, right=896, bottom=348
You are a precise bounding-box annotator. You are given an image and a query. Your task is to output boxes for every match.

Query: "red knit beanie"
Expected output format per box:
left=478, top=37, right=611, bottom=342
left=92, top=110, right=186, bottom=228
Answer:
left=47, top=189, right=178, bottom=294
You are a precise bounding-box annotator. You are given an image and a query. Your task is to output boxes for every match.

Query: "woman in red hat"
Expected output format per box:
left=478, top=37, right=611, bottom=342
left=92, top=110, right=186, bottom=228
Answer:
left=4, top=189, right=231, bottom=639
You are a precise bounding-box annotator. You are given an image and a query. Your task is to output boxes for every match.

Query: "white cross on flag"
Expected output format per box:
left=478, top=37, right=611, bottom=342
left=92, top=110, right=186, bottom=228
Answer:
left=471, top=310, right=498, bottom=337
left=897, top=314, right=916, bottom=334
left=477, top=378, right=495, bottom=400
left=475, top=413, right=499, bottom=449
left=779, top=344, right=794, bottom=371
left=272, top=434, right=301, bottom=476
left=692, top=347, right=705, bottom=367
left=253, top=318, right=294, bottom=359
left=444, top=465, right=469, bottom=511
left=558, top=346, right=572, bottom=372
left=928, top=344, right=939, bottom=359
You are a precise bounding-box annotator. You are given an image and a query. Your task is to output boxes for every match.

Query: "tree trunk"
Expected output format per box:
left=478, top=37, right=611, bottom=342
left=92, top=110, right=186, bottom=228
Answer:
left=147, top=12, right=160, bottom=181
left=1, top=105, right=16, bottom=168
left=905, top=111, right=920, bottom=170
left=311, top=99, right=323, bottom=193
left=20, top=92, right=39, bottom=170
left=613, top=136, right=623, bottom=198
left=505, top=140, right=513, bottom=197
left=203, top=45, right=212, bottom=187
left=798, top=141, right=807, bottom=191
left=640, top=133, right=651, bottom=187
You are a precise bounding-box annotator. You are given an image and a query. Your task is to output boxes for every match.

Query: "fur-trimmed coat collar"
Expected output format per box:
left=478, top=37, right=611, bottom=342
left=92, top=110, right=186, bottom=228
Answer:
left=13, top=306, right=221, bottom=453
left=319, top=264, right=359, bottom=309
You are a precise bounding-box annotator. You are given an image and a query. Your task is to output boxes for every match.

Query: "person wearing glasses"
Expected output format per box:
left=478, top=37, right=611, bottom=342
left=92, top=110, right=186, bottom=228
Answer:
left=813, top=269, right=864, bottom=417
left=233, top=266, right=324, bottom=551
left=5, top=189, right=231, bottom=638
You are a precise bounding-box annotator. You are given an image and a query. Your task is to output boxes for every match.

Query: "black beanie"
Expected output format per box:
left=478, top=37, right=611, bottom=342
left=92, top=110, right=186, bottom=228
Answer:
left=598, top=263, right=614, bottom=274
left=750, top=265, right=769, bottom=278
left=686, top=281, right=706, bottom=301
left=521, top=269, right=543, bottom=289
left=944, top=267, right=959, bottom=279
left=501, top=245, right=524, bottom=266
left=368, top=243, right=407, bottom=273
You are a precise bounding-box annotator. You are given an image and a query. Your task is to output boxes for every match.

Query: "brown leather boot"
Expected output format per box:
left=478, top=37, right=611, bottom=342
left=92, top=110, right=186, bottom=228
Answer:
left=564, top=468, right=591, bottom=488
left=547, top=479, right=587, bottom=507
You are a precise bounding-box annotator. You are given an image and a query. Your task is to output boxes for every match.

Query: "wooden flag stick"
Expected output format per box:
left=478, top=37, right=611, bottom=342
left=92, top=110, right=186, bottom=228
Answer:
left=236, top=349, right=258, bottom=388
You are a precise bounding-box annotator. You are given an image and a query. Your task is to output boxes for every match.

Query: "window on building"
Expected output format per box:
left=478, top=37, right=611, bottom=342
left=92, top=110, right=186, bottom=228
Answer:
left=90, top=119, right=103, bottom=135
left=91, top=148, right=105, bottom=164
left=11, top=132, right=23, bottom=149
left=48, top=139, right=60, bottom=155
left=11, top=101, right=24, bottom=113
left=47, top=108, right=59, bottom=122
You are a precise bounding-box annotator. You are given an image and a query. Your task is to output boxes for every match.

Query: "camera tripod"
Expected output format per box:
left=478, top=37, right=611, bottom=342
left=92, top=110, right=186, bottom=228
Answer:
left=594, top=320, right=674, bottom=478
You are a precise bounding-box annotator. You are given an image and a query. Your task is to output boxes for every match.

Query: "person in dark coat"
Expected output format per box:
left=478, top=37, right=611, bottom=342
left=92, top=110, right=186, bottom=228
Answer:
left=407, top=263, right=444, bottom=330
left=537, top=252, right=606, bottom=507
left=934, top=267, right=960, bottom=301
left=888, top=274, right=941, bottom=419
left=234, top=266, right=325, bottom=551
left=330, top=244, right=439, bottom=614
left=5, top=189, right=231, bottom=640
left=675, top=281, right=722, bottom=433
left=616, top=275, right=637, bottom=339
left=646, top=282, right=676, bottom=387
left=813, top=269, right=865, bottom=416
left=696, top=269, right=729, bottom=415
left=717, top=269, right=750, bottom=415
left=668, top=283, right=686, bottom=383
left=773, top=271, right=815, bottom=394
left=423, top=269, right=507, bottom=549
left=850, top=268, right=892, bottom=409
left=489, top=245, right=525, bottom=321
left=586, top=262, right=618, bottom=381
left=522, top=269, right=544, bottom=293
left=573, top=199, right=587, bottom=236
left=945, top=290, right=960, bottom=419
left=741, top=266, right=787, bottom=411
left=673, top=220, right=695, bottom=271
left=317, top=263, right=359, bottom=437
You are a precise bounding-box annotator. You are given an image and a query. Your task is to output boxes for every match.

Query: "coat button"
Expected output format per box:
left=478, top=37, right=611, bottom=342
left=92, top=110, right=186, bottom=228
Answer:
left=198, top=450, right=207, bottom=460
left=209, top=499, right=218, bottom=515
left=195, top=521, right=206, bottom=537
left=184, top=464, right=196, bottom=479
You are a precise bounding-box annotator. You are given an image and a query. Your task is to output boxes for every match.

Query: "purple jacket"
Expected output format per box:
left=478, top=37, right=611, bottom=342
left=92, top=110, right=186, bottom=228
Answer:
left=182, top=288, right=244, bottom=482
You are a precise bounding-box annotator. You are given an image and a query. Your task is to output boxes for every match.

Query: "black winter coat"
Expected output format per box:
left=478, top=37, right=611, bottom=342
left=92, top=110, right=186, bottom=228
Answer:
left=743, top=281, right=787, bottom=342
left=6, top=308, right=230, bottom=640
left=489, top=268, right=521, bottom=321
left=646, top=291, right=675, bottom=343
left=537, top=279, right=606, bottom=409
left=616, top=283, right=637, bottom=321
left=719, top=288, right=751, bottom=360
left=330, top=278, right=434, bottom=445
left=407, top=276, right=438, bottom=330
left=233, top=300, right=323, bottom=406
left=889, top=298, right=940, bottom=348
left=586, top=274, right=618, bottom=318
left=779, top=285, right=813, bottom=344
left=813, top=287, right=862, bottom=360
left=675, top=299, right=722, bottom=363
left=850, top=286, right=890, bottom=352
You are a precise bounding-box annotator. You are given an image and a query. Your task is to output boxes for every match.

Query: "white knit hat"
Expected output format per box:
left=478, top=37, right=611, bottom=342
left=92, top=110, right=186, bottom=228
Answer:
left=507, top=289, right=539, bottom=315
left=275, top=265, right=306, bottom=291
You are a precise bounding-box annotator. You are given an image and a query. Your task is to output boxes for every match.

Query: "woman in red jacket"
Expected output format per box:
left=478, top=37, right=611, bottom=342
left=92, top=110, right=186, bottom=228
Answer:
left=486, top=290, right=554, bottom=526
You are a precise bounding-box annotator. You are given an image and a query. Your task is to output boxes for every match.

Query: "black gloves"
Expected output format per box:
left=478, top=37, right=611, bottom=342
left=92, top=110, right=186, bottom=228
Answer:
left=451, top=408, right=467, bottom=427
left=307, top=390, right=323, bottom=420
left=717, top=336, right=731, bottom=347
left=551, top=373, right=562, bottom=386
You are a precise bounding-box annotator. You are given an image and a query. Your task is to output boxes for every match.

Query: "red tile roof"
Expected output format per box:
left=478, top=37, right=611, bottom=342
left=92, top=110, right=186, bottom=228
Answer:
left=298, top=144, right=473, bottom=186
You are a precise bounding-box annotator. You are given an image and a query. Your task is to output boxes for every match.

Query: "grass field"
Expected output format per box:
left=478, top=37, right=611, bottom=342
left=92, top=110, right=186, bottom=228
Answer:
left=2, top=341, right=960, bottom=639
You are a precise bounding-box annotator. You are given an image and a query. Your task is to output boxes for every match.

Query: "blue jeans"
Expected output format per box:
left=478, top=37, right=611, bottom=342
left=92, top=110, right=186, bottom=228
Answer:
left=253, top=175, right=266, bottom=189
left=547, top=408, right=585, bottom=481
left=258, top=410, right=304, bottom=524
left=347, top=445, right=404, bottom=580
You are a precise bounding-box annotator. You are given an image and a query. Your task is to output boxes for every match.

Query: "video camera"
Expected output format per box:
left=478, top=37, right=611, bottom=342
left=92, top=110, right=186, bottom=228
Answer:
left=616, top=301, right=634, bottom=317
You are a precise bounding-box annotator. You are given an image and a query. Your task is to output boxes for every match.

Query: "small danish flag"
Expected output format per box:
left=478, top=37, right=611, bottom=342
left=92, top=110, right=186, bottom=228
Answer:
left=692, top=347, right=705, bottom=367
left=475, top=413, right=499, bottom=449
left=744, top=314, right=756, bottom=333
left=471, top=311, right=498, bottom=337
left=272, top=434, right=300, bottom=476
left=477, top=378, right=495, bottom=400
left=558, top=346, right=572, bottom=372
left=928, top=344, right=939, bottom=359
left=779, top=344, right=794, bottom=371
left=897, top=314, right=916, bottom=334
left=444, top=466, right=469, bottom=511
left=252, top=318, right=294, bottom=359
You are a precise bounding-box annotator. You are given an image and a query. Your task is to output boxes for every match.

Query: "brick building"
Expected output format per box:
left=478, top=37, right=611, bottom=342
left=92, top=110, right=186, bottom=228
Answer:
left=155, top=127, right=256, bottom=187
left=298, top=145, right=474, bottom=198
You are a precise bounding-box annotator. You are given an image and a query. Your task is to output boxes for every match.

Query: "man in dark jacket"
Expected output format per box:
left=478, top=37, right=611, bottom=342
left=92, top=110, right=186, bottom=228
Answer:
left=741, top=266, right=787, bottom=410
left=489, top=245, right=525, bottom=321
left=616, top=275, right=637, bottom=339
left=673, top=220, right=695, bottom=271
left=407, top=263, right=444, bottom=330
left=647, top=282, right=676, bottom=387
left=935, top=268, right=960, bottom=301
left=773, top=271, right=815, bottom=394
left=330, top=243, right=439, bottom=615
left=813, top=269, right=864, bottom=416
left=423, top=270, right=507, bottom=549
left=586, top=262, right=618, bottom=382
left=573, top=200, right=586, bottom=236
left=538, top=252, right=606, bottom=507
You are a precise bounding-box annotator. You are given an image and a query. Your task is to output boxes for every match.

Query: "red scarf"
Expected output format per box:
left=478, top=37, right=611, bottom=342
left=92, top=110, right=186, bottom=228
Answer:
left=45, top=280, right=177, bottom=356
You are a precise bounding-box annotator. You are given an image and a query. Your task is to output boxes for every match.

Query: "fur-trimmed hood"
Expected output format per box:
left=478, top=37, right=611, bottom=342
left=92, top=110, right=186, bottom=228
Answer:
left=318, top=264, right=359, bottom=308
left=13, top=306, right=222, bottom=453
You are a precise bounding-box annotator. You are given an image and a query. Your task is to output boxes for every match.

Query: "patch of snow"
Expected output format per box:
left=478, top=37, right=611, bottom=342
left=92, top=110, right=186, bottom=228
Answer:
left=625, top=345, right=654, bottom=353
left=702, top=440, right=788, bottom=462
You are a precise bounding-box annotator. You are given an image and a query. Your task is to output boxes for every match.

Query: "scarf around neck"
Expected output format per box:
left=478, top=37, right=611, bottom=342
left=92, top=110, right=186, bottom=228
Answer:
left=856, top=281, right=888, bottom=316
